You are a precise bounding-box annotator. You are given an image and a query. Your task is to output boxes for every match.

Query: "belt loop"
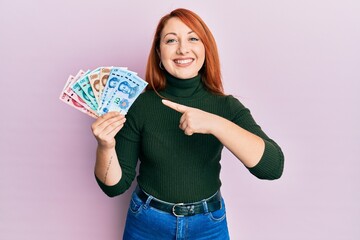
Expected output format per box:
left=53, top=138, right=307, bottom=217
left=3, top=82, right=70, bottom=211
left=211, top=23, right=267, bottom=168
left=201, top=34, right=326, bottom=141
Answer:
left=201, top=199, right=209, bottom=213
left=137, top=186, right=154, bottom=209
left=144, top=195, right=153, bottom=209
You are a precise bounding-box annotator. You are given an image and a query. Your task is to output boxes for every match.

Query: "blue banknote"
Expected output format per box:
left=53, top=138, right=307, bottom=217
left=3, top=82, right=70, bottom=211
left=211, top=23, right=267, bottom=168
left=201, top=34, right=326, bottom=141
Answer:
left=98, top=68, right=136, bottom=113
left=98, top=69, right=147, bottom=115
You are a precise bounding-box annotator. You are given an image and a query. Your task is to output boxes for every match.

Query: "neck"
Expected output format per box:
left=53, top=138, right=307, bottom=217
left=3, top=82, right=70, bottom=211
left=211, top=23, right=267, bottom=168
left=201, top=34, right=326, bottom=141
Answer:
left=164, top=72, right=204, bottom=98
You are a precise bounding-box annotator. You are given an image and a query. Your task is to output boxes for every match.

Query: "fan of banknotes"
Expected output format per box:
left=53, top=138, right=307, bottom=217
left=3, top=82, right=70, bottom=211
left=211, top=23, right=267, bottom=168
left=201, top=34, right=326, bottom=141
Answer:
left=59, top=67, right=148, bottom=118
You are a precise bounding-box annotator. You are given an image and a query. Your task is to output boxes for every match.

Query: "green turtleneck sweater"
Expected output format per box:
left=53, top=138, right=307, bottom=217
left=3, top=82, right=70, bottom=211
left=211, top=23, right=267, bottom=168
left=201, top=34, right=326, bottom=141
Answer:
left=95, top=74, right=284, bottom=203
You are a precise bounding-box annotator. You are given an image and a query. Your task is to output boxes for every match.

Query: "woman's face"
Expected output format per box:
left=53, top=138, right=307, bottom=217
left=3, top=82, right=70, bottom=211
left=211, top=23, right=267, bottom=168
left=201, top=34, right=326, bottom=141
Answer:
left=159, top=17, right=205, bottom=79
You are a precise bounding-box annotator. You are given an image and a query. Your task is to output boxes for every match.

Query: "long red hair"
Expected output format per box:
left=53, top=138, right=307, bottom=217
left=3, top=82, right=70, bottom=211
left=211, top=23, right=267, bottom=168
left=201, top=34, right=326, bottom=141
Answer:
left=145, top=8, right=224, bottom=95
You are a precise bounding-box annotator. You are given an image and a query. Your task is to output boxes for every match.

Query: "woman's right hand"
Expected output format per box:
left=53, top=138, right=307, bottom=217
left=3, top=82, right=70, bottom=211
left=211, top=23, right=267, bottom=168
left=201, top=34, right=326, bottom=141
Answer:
left=91, top=112, right=126, bottom=149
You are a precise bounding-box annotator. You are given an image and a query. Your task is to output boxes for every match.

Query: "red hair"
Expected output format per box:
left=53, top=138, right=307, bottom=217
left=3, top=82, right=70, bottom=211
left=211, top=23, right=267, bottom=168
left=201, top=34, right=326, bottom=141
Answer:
left=145, top=8, right=224, bottom=95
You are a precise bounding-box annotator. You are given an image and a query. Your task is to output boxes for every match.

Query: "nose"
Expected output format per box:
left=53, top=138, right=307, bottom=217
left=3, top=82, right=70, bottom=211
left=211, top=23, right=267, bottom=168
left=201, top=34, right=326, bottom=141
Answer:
left=177, top=40, right=189, bottom=54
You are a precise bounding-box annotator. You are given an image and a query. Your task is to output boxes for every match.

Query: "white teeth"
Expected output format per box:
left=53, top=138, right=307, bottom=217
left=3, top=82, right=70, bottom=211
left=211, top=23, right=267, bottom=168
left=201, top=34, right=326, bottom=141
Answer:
left=174, top=59, right=193, bottom=64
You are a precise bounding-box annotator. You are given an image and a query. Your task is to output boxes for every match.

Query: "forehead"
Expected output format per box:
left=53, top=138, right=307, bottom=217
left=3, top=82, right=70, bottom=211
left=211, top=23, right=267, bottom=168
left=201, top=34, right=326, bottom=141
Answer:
left=161, top=17, right=194, bottom=36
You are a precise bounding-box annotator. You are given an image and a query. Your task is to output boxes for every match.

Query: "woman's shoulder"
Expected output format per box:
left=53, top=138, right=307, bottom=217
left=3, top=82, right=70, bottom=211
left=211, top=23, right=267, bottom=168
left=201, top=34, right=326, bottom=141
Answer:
left=130, top=90, right=157, bottom=106
left=137, top=90, right=160, bottom=101
left=207, top=93, right=249, bottom=121
left=127, top=90, right=160, bottom=114
left=210, top=93, right=246, bottom=108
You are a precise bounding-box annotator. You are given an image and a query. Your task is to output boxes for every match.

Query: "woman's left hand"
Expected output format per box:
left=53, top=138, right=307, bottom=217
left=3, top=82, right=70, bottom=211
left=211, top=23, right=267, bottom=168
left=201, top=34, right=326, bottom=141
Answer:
left=162, top=99, right=218, bottom=136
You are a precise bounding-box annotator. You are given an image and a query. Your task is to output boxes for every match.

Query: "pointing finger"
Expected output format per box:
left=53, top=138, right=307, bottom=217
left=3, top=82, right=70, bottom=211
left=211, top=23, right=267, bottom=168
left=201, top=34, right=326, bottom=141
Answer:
left=162, top=99, right=189, bottom=113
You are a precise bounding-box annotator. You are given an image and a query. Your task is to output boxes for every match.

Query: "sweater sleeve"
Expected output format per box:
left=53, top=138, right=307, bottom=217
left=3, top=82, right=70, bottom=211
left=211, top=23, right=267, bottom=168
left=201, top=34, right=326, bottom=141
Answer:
left=94, top=99, right=142, bottom=197
left=227, top=95, right=284, bottom=180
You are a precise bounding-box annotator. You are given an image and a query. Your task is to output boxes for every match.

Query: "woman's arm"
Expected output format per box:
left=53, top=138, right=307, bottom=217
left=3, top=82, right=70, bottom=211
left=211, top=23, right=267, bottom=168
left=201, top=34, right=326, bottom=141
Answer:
left=208, top=114, right=265, bottom=168
left=162, top=99, right=263, bottom=167
left=91, top=112, right=126, bottom=186
left=94, top=145, right=122, bottom=186
left=162, top=99, right=284, bottom=179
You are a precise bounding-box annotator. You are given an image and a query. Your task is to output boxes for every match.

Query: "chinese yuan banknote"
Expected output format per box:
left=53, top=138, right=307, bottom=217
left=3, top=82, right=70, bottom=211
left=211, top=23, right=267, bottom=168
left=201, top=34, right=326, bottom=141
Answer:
left=59, top=67, right=148, bottom=118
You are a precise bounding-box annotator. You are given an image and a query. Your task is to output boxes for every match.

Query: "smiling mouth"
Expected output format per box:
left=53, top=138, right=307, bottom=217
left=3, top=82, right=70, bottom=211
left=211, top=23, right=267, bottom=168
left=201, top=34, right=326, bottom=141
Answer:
left=174, top=58, right=194, bottom=64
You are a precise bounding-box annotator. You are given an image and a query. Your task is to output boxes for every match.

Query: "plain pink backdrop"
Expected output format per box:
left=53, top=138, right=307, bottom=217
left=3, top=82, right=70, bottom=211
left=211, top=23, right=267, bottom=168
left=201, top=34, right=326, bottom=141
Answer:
left=1, top=0, right=359, bottom=239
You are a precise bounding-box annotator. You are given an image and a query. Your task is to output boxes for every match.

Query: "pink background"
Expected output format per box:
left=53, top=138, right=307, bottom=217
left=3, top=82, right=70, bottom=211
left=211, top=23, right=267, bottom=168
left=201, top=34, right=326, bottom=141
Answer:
left=1, top=0, right=359, bottom=239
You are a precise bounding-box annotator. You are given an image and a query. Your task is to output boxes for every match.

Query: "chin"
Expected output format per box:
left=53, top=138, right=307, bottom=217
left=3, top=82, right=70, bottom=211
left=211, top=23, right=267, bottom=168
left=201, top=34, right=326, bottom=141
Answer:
left=174, top=72, right=198, bottom=79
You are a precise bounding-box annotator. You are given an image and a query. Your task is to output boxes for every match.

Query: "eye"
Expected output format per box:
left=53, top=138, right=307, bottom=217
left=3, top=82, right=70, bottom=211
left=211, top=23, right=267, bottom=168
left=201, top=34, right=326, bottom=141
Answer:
left=165, top=38, right=178, bottom=44
left=189, top=37, right=200, bottom=42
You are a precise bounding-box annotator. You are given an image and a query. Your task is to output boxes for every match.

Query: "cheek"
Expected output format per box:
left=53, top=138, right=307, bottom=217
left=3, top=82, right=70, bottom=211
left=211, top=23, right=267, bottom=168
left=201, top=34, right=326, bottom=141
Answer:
left=195, top=45, right=205, bottom=60
left=160, top=52, right=172, bottom=63
left=160, top=44, right=177, bottom=61
left=159, top=45, right=168, bottom=61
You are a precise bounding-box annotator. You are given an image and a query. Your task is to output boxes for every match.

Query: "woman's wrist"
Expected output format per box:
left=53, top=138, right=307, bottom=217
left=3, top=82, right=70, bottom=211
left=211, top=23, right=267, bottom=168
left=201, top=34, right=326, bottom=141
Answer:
left=208, top=114, right=227, bottom=136
left=97, top=139, right=116, bottom=150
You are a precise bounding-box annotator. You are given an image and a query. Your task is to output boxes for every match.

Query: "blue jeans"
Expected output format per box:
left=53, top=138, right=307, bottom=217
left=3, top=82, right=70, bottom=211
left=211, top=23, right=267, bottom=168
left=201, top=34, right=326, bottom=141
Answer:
left=123, top=189, right=230, bottom=240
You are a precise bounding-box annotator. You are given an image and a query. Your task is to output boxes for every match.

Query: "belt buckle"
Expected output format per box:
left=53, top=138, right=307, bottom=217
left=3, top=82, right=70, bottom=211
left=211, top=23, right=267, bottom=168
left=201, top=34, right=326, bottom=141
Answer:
left=172, top=203, right=185, bottom=217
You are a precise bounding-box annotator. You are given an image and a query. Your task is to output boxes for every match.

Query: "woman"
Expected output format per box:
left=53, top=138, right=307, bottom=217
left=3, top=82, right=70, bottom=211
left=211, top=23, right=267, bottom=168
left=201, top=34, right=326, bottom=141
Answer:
left=91, top=8, right=284, bottom=239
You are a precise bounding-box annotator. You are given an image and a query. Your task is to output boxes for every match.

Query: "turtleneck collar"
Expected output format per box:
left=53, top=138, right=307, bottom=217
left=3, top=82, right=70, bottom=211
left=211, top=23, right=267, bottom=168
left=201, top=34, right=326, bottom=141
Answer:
left=163, top=71, right=204, bottom=98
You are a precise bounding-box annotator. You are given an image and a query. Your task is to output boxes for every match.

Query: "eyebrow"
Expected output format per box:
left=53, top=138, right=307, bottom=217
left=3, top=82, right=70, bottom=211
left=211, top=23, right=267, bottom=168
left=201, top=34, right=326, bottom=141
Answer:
left=163, top=31, right=195, bottom=38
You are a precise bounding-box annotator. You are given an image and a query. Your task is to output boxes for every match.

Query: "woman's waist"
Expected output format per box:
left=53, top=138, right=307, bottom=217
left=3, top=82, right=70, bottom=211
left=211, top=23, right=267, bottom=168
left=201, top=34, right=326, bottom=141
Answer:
left=137, top=177, right=221, bottom=203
